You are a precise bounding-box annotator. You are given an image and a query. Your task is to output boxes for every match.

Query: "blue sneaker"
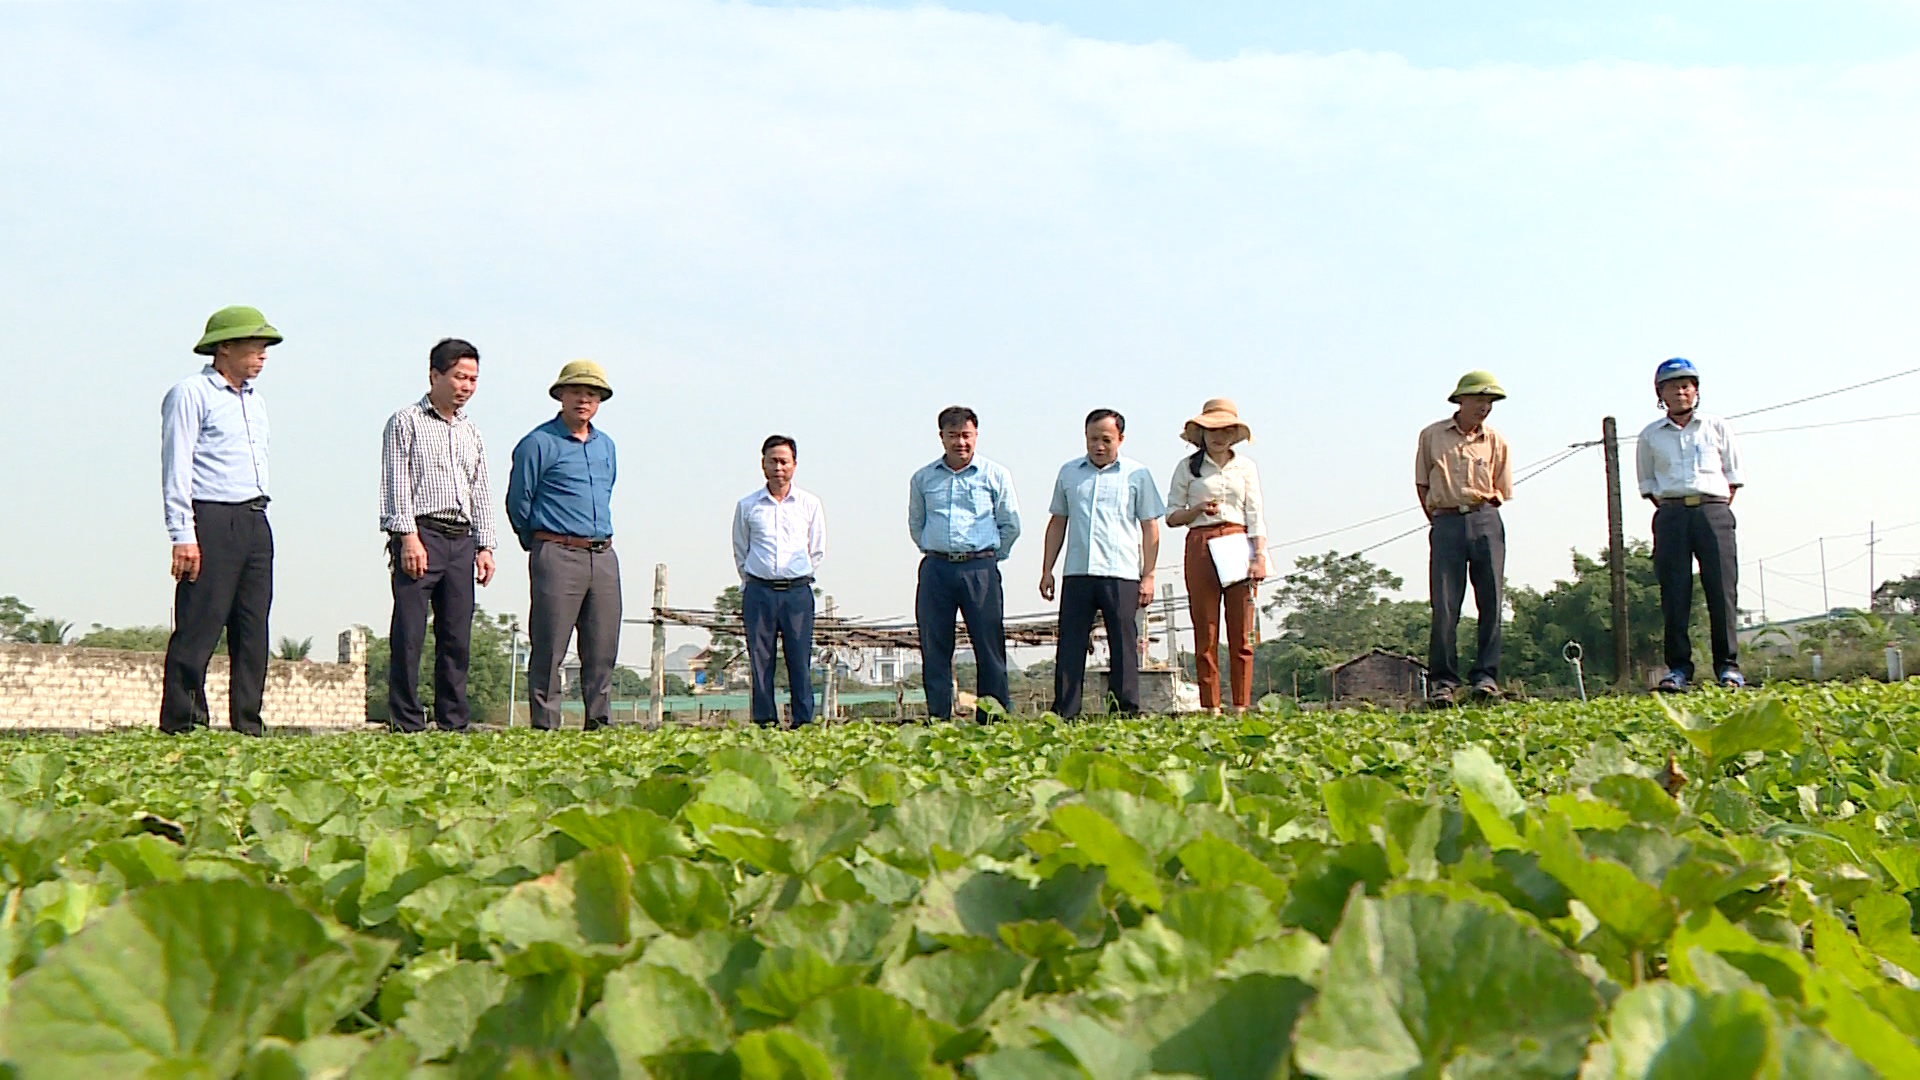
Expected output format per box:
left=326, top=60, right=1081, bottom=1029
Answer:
left=1655, top=671, right=1688, bottom=693
left=1718, top=669, right=1745, bottom=689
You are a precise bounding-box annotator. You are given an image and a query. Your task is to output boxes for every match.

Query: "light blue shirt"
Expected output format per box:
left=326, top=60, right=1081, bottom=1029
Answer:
left=160, top=366, right=270, bottom=544
left=907, top=456, right=1021, bottom=560
left=733, top=485, right=827, bottom=581
left=1048, top=455, right=1166, bottom=578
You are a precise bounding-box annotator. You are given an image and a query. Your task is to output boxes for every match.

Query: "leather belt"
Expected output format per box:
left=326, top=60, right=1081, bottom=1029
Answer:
left=417, top=515, right=471, bottom=538
left=533, top=530, right=612, bottom=552
left=931, top=550, right=997, bottom=563
left=748, top=574, right=814, bottom=591
left=1658, top=496, right=1728, bottom=507
left=1436, top=501, right=1496, bottom=516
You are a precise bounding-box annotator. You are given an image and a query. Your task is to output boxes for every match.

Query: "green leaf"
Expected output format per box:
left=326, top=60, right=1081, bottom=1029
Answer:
left=1852, top=890, right=1920, bottom=977
left=1773, top=1024, right=1876, bottom=1080
left=734, top=1028, right=835, bottom=1080
left=462, top=970, right=583, bottom=1074
left=1599, top=983, right=1773, bottom=1079
left=1530, top=814, right=1677, bottom=947
left=967, top=1047, right=1088, bottom=1080
left=915, top=867, right=1105, bottom=946
left=1176, top=832, right=1287, bottom=907
left=395, top=961, right=509, bottom=1062
left=1591, top=775, right=1683, bottom=827
left=867, top=788, right=1016, bottom=873
left=779, top=795, right=872, bottom=874
left=477, top=846, right=636, bottom=955
left=1034, top=1014, right=1149, bottom=1080
left=1292, top=887, right=1602, bottom=1079
left=1322, top=776, right=1397, bottom=844
left=631, top=857, right=731, bottom=935
left=2, top=879, right=379, bottom=1080
left=1804, top=969, right=1920, bottom=1079
left=85, top=835, right=185, bottom=888
left=735, top=946, right=867, bottom=1020
left=1127, top=974, right=1315, bottom=1080
left=1453, top=747, right=1527, bottom=851
left=1092, top=918, right=1219, bottom=998
left=1666, top=696, right=1800, bottom=767
left=878, top=946, right=1030, bottom=1028
left=1280, top=842, right=1390, bottom=941
left=577, top=962, right=729, bottom=1061
left=791, top=987, right=944, bottom=1080
left=269, top=933, right=397, bottom=1042
left=1159, top=885, right=1275, bottom=962
left=1057, top=751, right=1175, bottom=804
left=549, top=806, right=693, bottom=864
left=759, top=902, right=903, bottom=967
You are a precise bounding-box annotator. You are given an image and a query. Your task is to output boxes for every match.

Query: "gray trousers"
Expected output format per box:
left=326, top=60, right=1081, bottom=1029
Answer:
left=527, top=540, right=622, bottom=730
left=1428, top=505, right=1505, bottom=688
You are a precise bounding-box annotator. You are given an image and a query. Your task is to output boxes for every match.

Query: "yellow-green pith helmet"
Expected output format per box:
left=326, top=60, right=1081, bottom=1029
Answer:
left=1448, top=370, right=1507, bottom=402
left=194, top=306, right=282, bottom=356
left=549, top=359, right=613, bottom=401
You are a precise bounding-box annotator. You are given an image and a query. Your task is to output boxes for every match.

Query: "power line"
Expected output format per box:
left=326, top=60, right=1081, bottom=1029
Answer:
left=1726, top=366, right=1920, bottom=421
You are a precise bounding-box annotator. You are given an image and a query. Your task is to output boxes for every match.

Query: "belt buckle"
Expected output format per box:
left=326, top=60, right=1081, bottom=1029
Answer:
left=945, top=551, right=971, bottom=563
left=1457, top=504, right=1473, bottom=515
left=1684, top=496, right=1702, bottom=508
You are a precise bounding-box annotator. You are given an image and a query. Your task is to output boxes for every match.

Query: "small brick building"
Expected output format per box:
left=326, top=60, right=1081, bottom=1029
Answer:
left=1327, top=649, right=1426, bottom=703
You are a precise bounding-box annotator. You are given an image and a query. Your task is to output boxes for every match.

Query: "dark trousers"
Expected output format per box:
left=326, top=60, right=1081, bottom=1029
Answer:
left=161, top=501, right=273, bottom=734
left=916, top=556, right=1009, bottom=720
left=527, top=541, right=622, bottom=731
left=1428, top=505, right=1505, bottom=688
left=1654, top=502, right=1740, bottom=680
left=388, top=528, right=477, bottom=732
left=744, top=579, right=815, bottom=725
left=1053, top=575, right=1140, bottom=717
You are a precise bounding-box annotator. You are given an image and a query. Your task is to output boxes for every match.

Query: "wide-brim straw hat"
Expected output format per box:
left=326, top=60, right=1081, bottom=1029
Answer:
left=193, top=306, right=282, bottom=356
left=549, top=359, right=613, bottom=401
left=1181, top=398, right=1252, bottom=446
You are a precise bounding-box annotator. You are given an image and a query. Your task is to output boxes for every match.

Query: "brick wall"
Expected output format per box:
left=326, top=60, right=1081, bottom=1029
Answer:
left=0, top=628, right=367, bottom=732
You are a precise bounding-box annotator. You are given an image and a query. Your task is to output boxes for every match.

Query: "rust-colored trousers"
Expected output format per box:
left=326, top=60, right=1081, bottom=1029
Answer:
left=1185, top=523, right=1255, bottom=709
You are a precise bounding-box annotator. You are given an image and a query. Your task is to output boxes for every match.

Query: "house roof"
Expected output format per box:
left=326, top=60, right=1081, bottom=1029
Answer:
left=1327, top=648, right=1427, bottom=674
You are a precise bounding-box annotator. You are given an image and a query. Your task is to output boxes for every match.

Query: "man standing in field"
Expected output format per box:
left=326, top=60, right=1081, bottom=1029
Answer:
left=379, top=338, right=497, bottom=732
left=733, top=435, right=827, bottom=727
left=1638, top=358, right=1745, bottom=691
left=1415, top=371, right=1513, bottom=706
left=506, top=361, right=621, bottom=731
left=1040, top=408, right=1165, bottom=717
left=908, top=406, right=1021, bottom=722
left=159, top=306, right=283, bottom=735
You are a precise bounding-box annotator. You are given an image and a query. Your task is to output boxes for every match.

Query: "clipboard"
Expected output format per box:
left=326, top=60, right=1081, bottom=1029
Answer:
left=1207, top=533, right=1255, bottom=587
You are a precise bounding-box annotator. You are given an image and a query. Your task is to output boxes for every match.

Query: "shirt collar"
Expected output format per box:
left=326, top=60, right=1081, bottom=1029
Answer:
left=544, top=415, right=596, bottom=441
left=1448, top=418, right=1485, bottom=439
left=1659, top=412, right=1700, bottom=432
left=201, top=364, right=253, bottom=394
left=1080, top=456, right=1124, bottom=473
left=934, top=457, right=979, bottom=476
left=757, top=485, right=801, bottom=505
left=418, top=394, right=466, bottom=423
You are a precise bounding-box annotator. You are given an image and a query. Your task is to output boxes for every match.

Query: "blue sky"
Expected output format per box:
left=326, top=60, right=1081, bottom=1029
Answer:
left=2, top=0, right=1918, bottom=670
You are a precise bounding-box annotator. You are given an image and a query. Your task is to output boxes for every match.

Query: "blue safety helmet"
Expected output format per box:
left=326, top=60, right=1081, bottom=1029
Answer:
left=1654, top=357, right=1699, bottom=385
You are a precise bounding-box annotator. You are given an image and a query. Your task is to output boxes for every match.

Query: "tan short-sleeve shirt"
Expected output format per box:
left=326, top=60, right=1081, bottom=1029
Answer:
left=1415, top=418, right=1512, bottom=511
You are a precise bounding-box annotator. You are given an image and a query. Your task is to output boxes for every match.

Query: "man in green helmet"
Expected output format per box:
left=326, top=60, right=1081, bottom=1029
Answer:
left=1414, top=371, right=1513, bottom=704
left=159, top=306, right=283, bottom=735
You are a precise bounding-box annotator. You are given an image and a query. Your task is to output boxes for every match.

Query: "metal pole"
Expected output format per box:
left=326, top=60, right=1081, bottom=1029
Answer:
left=1820, top=538, right=1830, bottom=615
left=506, top=619, right=520, bottom=728
left=1870, top=521, right=1877, bottom=610
left=1759, top=561, right=1767, bottom=624
left=1603, top=417, right=1630, bottom=685
left=822, top=596, right=838, bottom=722
left=650, top=564, right=667, bottom=726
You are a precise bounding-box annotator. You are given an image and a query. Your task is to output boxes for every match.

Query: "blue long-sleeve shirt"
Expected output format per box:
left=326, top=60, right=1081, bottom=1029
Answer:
left=505, top=418, right=616, bottom=550
left=160, top=366, right=271, bottom=544
left=907, top=456, right=1021, bottom=559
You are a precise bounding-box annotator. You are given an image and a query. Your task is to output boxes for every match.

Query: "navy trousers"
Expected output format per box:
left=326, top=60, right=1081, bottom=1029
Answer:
left=1653, top=502, right=1740, bottom=681
left=744, top=579, right=815, bottom=725
left=387, top=526, right=477, bottom=732
left=1053, top=575, right=1141, bottom=717
left=916, top=555, right=1009, bottom=720
left=161, top=500, right=273, bottom=735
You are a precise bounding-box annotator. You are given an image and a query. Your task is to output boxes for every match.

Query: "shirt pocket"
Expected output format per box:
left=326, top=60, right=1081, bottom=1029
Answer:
left=1692, top=437, right=1722, bottom=477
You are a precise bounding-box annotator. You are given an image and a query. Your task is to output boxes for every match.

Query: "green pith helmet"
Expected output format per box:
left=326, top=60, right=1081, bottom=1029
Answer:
left=193, top=306, right=282, bottom=356
left=1448, top=370, right=1507, bottom=402
left=549, top=359, right=613, bottom=401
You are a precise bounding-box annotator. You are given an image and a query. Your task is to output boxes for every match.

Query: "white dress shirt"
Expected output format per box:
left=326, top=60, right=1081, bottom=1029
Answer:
left=1636, top=412, right=1744, bottom=499
left=733, top=485, right=827, bottom=580
left=1167, top=451, right=1267, bottom=537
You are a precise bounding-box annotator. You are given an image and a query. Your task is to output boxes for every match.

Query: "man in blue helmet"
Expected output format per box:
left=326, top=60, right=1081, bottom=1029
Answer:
left=1636, top=358, right=1746, bottom=691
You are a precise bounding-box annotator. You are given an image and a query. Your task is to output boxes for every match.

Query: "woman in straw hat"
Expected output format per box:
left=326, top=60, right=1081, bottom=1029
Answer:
left=1166, top=399, right=1268, bottom=713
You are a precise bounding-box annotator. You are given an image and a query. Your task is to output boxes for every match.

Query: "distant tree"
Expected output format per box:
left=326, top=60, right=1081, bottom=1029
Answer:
left=0, top=596, right=29, bottom=638
left=1262, top=551, right=1428, bottom=658
left=1505, top=540, right=1692, bottom=688
left=365, top=606, right=517, bottom=723
left=704, top=586, right=746, bottom=687
left=1875, top=572, right=1920, bottom=614
left=73, top=624, right=174, bottom=651
left=275, top=636, right=313, bottom=661
left=12, top=618, right=71, bottom=645
left=610, top=665, right=647, bottom=699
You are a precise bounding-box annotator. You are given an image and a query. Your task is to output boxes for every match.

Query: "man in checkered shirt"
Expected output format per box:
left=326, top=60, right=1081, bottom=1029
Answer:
left=379, top=338, right=497, bottom=731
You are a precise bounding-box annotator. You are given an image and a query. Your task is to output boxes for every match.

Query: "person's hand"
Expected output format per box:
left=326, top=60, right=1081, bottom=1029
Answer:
left=399, top=533, right=428, bottom=579
left=170, top=543, right=200, bottom=582
left=1250, top=553, right=1269, bottom=584
left=1039, top=569, right=1056, bottom=601
left=476, top=549, right=496, bottom=586
left=1202, top=498, right=1221, bottom=516
left=1138, top=572, right=1156, bottom=608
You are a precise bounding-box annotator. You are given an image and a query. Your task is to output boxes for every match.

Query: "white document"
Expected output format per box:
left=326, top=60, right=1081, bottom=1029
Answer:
left=1207, top=533, right=1255, bottom=587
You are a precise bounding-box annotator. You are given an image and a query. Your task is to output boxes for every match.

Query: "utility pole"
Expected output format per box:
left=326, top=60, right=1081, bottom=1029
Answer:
left=821, top=596, right=838, bottom=722
left=506, top=617, right=520, bottom=728
left=1819, top=539, right=1830, bottom=615
left=1758, top=561, right=1767, bottom=624
left=1602, top=418, right=1630, bottom=685
left=1870, top=521, right=1878, bottom=611
left=649, top=564, right=667, bottom=726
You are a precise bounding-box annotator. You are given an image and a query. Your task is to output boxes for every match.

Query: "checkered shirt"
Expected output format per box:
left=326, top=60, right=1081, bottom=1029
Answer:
left=380, top=395, right=496, bottom=549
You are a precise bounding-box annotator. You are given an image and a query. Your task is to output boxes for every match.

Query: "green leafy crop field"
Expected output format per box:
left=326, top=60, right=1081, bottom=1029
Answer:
left=2, top=684, right=1920, bottom=1078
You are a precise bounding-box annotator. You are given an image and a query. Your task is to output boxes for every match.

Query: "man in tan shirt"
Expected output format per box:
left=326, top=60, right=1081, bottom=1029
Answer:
left=1414, top=371, right=1513, bottom=703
